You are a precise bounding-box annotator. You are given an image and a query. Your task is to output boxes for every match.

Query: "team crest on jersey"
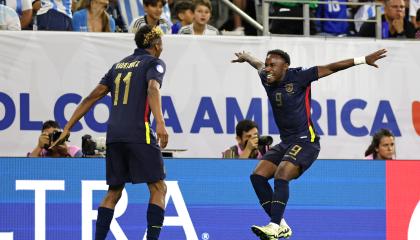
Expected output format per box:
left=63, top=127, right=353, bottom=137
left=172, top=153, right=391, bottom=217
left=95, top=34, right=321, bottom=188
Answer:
left=156, top=64, right=164, bottom=73
left=285, top=83, right=294, bottom=93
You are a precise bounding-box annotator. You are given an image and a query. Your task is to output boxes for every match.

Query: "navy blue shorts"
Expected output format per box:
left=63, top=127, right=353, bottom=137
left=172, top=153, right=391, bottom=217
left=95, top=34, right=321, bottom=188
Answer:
left=262, top=140, right=320, bottom=174
left=106, top=143, right=165, bottom=186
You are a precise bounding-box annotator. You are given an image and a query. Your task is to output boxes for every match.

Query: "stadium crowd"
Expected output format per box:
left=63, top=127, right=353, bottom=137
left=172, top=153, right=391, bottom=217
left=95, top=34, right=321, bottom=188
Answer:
left=1, top=0, right=420, bottom=39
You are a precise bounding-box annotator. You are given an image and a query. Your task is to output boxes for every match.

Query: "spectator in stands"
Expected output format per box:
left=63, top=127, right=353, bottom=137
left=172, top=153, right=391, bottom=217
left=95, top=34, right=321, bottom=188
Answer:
left=178, top=0, right=219, bottom=35
left=231, top=0, right=246, bottom=35
left=129, top=0, right=171, bottom=33
left=364, top=128, right=395, bottom=160
left=1, top=0, right=33, bottom=29
left=359, top=0, right=415, bottom=38
left=35, top=0, right=72, bottom=30
left=416, top=8, right=420, bottom=38
left=0, top=4, right=21, bottom=30
left=72, top=0, right=116, bottom=32
left=353, top=0, right=383, bottom=33
left=117, top=0, right=172, bottom=32
left=171, top=0, right=193, bottom=34
left=269, top=1, right=318, bottom=35
left=410, top=0, right=420, bottom=27
left=222, top=120, right=270, bottom=159
left=28, top=120, right=82, bottom=157
left=316, top=0, right=350, bottom=36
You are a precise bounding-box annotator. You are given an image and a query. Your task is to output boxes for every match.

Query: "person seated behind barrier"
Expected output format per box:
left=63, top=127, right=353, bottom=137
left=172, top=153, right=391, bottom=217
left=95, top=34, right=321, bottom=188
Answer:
left=364, top=128, right=395, bottom=160
left=269, top=1, right=318, bottom=35
left=28, top=120, right=82, bottom=157
left=358, top=0, right=415, bottom=38
left=222, top=120, right=270, bottom=159
left=178, top=0, right=219, bottom=35
left=171, top=0, right=194, bottom=34
left=416, top=8, right=420, bottom=38
left=0, top=4, right=21, bottom=30
left=129, top=0, right=172, bottom=34
left=315, top=0, right=350, bottom=36
left=35, top=0, right=73, bottom=30
left=72, top=0, right=116, bottom=32
left=410, top=0, right=420, bottom=28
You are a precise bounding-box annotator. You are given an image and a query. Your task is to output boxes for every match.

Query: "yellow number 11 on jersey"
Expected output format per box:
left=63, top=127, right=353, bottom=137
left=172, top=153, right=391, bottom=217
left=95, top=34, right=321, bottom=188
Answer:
left=113, top=72, right=132, bottom=106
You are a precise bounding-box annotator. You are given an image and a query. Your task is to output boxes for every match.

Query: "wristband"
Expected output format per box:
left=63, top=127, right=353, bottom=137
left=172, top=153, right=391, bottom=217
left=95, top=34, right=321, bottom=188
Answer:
left=354, top=56, right=366, bottom=65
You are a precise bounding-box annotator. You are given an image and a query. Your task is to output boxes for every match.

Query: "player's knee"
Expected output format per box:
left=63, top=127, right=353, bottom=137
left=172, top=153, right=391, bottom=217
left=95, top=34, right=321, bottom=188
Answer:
left=149, top=180, right=167, bottom=196
left=250, top=173, right=268, bottom=184
left=106, top=185, right=124, bottom=204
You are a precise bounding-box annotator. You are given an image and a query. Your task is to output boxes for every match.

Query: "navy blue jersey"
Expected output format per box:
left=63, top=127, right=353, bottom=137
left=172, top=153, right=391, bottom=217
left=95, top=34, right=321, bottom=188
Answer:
left=259, top=67, right=319, bottom=143
left=100, top=48, right=166, bottom=144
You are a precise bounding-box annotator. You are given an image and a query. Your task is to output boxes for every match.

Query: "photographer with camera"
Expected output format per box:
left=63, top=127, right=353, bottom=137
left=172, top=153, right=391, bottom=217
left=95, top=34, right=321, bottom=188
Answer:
left=28, top=120, right=83, bottom=157
left=222, top=120, right=272, bottom=159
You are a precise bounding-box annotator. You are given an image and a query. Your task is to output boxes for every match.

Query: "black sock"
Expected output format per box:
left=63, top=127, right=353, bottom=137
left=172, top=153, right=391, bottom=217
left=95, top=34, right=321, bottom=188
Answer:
left=146, top=204, right=165, bottom=240
left=95, top=207, right=114, bottom=240
left=270, top=179, right=289, bottom=224
left=250, top=174, right=273, bottom=217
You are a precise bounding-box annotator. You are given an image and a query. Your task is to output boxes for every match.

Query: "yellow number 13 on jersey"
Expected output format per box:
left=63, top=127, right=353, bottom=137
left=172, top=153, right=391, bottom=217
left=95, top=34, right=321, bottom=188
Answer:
left=113, top=72, right=132, bottom=106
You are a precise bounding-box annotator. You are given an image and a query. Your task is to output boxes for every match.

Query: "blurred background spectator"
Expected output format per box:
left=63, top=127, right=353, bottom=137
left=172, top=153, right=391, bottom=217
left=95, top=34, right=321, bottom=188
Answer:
left=0, top=0, right=32, bottom=29
left=0, top=4, right=21, bottom=30
left=171, top=0, right=193, bottom=34
left=315, top=0, right=350, bottom=36
left=269, top=0, right=318, bottom=35
left=353, top=0, right=383, bottom=33
left=364, top=128, right=396, bottom=160
left=72, top=0, right=116, bottom=32
left=35, top=0, right=72, bottom=30
left=358, top=0, right=415, bottom=38
left=416, top=8, right=420, bottom=37
left=178, top=0, right=219, bottom=35
left=117, top=0, right=171, bottom=32
left=129, top=0, right=171, bottom=33
left=410, top=0, right=420, bottom=27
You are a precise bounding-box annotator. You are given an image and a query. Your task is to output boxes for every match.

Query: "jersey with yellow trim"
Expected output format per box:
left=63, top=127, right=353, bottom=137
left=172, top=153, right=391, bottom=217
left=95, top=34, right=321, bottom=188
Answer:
left=99, top=48, right=166, bottom=144
left=259, top=67, right=320, bottom=143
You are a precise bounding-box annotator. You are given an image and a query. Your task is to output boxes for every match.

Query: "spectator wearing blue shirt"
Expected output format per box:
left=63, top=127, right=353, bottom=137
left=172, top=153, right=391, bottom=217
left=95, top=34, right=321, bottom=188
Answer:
left=171, top=0, right=193, bottom=34
left=359, top=0, right=415, bottom=38
left=316, top=0, right=350, bottom=36
left=73, top=0, right=115, bottom=32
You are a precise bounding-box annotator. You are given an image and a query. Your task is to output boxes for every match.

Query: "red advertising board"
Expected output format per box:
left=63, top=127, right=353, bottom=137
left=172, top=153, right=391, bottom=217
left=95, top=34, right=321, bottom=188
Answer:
left=386, top=161, right=420, bottom=240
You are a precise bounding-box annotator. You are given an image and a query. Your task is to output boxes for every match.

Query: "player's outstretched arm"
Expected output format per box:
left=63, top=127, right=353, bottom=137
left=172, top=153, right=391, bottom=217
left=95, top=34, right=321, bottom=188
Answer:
left=317, top=49, right=387, bottom=79
left=231, top=51, right=264, bottom=70
left=50, top=84, right=109, bottom=148
left=148, top=80, right=168, bottom=149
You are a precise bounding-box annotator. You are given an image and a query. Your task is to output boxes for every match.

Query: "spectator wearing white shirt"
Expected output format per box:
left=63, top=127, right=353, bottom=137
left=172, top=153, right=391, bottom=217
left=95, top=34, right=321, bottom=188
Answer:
left=117, top=0, right=172, bottom=32
left=410, top=0, right=420, bottom=27
left=0, top=4, right=21, bottom=30
left=178, top=0, right=219, bottom=35
left=1, top=0, right=32, bottom=28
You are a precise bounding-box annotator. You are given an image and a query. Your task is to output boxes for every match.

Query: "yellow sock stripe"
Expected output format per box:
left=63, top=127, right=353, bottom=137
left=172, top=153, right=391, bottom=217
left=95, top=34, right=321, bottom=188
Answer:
left=309, top=125, right=315, bottom=142
left=145, top=122, right=150, bottom=144
left=151, top=225, right=162, bottom=229
left=272, top=200, right=286, bottom=206
left=261, top=201, right=271, bottom=206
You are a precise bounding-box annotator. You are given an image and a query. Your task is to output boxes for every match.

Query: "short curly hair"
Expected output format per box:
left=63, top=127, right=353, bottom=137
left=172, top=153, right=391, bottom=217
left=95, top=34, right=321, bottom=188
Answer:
left=267, top=49, right=291, bottom=65
left=134, top=25, right=164, bottom=49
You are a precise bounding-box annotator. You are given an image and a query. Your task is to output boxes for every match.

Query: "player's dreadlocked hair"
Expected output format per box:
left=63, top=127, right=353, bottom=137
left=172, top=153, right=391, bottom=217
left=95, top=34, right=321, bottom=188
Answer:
left=267, top=49, right=291, bottom=65
left=135, top=25, right=164, bottom=49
